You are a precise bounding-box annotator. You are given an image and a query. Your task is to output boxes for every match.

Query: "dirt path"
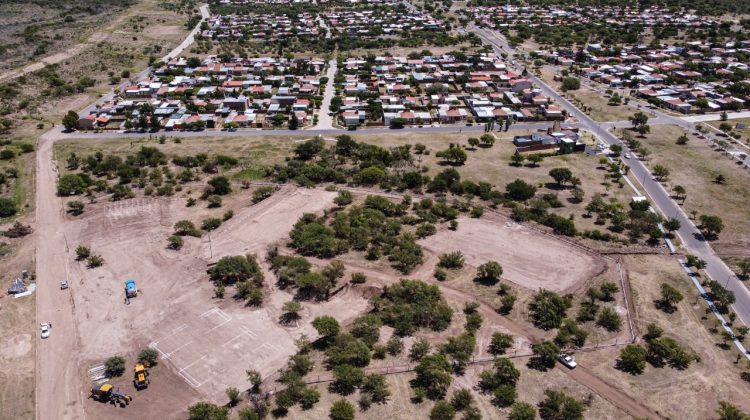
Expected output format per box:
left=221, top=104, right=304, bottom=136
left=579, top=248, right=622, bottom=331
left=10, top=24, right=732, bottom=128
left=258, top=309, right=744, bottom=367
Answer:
left=35, top=131, right=85, bottom=420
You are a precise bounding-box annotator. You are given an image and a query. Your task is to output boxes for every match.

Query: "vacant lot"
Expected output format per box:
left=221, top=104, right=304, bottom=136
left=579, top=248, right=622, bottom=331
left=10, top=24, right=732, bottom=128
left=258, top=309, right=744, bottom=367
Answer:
left=638, top=124, right=750, bottom=256
left=577, top=255, right=750, bottom=419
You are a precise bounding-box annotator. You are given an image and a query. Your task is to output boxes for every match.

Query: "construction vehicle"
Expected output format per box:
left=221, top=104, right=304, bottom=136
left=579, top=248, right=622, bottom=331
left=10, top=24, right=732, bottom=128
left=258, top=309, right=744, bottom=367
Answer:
left=90, top=383, right=132, bottom=406
left=125, top=280, right=137, bottom=299
left=133, top=363, right=150, bottom=389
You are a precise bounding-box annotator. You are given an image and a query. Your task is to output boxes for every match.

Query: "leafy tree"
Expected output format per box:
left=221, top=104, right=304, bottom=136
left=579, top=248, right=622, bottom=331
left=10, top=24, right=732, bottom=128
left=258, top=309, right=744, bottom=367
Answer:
left=334, top=190, right=353, bottom=206
left=312, top=316, right=340, bottom=340
left=210, top=255, right=263, bottom=285
left=188, top=402, right=229, bottom=420
left=351, top=314, right=382, bottom=347
left=468, top=137, right=480, bottom=149
left=87, top=254, right=104, bottom=268
left=596, top=307, right=622, bottom=332
left=528, top=290, right=571, bottom=330
left=717, top=401, right=750, bottom=420
left=105, top=356, right=126, bottom=376
left=555, top=319, right=588, bottom=348
left=62, top=110, right=79, bottom=131
left=174, top=220, right=201, bottom=237
left=325, top=334, right=371, bottom=368
left=737, top=258, right=750, bottom=279
left=67, top=200, right=85, bottom=215
left=208, top=176, right=232, bottom=195
left=480, top=133, right=496, bottom=147
left=529, top=341, right=559, bottom=371
left=663, top=218, right=680, bottom=234
left=500, top=294, right=517, bottom=315
left=509, top=402, right=537, bottom=420
left=438, top=251, right=465, bottom=269
left=506, top=179, right=537, bottom=201
left=414, top=353, right=453, bottom=400
left=479, top=357, right=520, bottom=390
left=699, top=214, right=724, bottom=238
left=548, top=167, right=573, bottom=186
left=526, top=154, right=544, bottom=166
left=409, top=338, right=431, bottom=361
left=488, top=332, right=513, bottom=356
left=386, top=336, right=404, bottom=356
left=329, top=399, right=355, bottom=420
left=599, top=282, right=618, bottom=301
left=430, top=400, right=456, bottom=420
left=362, top=374, right=390, bottom=403
left=652, top=164, right=670, bottom=181
left=281, top=300, right=303, bottom=324
left=138, top=348, right=159, bottom=366
left=657, top=283, right=683, bottom=313
left=511, top=152, right=525, bottom=166
left=538, top=390, right=585, bottom=420
left=492, top=384, right=517, bottom=407
left=75, top=245, right=90, bottom=260
left=616, top=344, right=647, bottom=375
left=561, top=77, right=580, bottom=91
left=375, top=279, right=453, bottom=335
left=436, top=146, right=468, bottom=165
left=57, top=173, right=88, bottom=196
left=450, top=388, right=473, bottom=411
left=475, top=261, right=503, bottom=285
left=331, top=364, right=364, bottom=395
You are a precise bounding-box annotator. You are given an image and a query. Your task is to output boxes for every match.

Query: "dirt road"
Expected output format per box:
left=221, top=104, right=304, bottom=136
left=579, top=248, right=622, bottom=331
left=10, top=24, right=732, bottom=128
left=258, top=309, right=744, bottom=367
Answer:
left=35, top=132, right=85, bottom=420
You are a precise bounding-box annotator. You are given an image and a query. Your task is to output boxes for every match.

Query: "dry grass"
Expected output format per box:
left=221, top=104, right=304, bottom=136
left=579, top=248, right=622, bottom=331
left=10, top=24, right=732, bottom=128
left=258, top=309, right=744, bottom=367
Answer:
left=576, top=255, right=750, bottom=419
left=636, top=124, right=750, bottom=255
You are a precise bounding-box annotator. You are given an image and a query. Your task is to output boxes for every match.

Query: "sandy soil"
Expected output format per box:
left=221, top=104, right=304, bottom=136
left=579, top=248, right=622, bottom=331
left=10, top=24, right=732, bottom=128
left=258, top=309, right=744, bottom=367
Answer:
left=419, top=215, right=603, bottom=293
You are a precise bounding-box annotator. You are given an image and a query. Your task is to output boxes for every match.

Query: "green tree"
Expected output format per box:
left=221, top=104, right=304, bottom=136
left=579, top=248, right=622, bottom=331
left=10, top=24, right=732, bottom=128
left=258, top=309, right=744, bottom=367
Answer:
left=716, top=401, right=750, bottom=420
left=312, top=316, right=340, bottom=340
left=67, top=200, right=85, bottom=215
left=105, top=356, right=126, bottom=376
left=475, top=261, right=503, bottom=285
left=210, top=255, right=263, bottom=285
left=658, top=283, right=683, bottom=313
left=0, top=198, right=17, bottom=217
left=561, top=77, right=580, bottom=91
left=526, top=154, right=544, bottom=167
left=329, top=399, right=355, bottom=420
left=528, top=290, right=571, bottom=330
left=506, top=179, right=537, bottom=201
left=362, top=374, right=390, bottom=403
left=652, top=164, right=670, bottom=181
left=616, top=344, right=647, bottom=375
left=331, top=364, right=364, bottom=395
left=488, top=332, right=513, bottom=356
left=529, top=341, right=560, bottom=371
left=208, top=176, right=232, bottom=195
left=430, top=400, right=456, bottom=420
left=57, top=173, right=88, bottom=196
left=409, top=338, right=431, bottom=362
left=509, top=402, right=537, bottom=420
left=538, top=389, right=585, bottom=420
left=510, top=152, right=525, bottom=166
left=246, top=369, right=262, bottom=393
left=226, top=387, right=241, bottom=406
left=699, top=214, right=724, bottom=238
left=436, top=146, right=468, bottom=165
left=548, top=167, right=573, bottom=186
left=188, top=402, right=229, bottom=420
left=62, top=110, right=79, bottom=131
left=596, top=307, right=622, bottom=332
left=414, top=354, right=453, bottom=400
left=138, top=348, right=159, bottom=366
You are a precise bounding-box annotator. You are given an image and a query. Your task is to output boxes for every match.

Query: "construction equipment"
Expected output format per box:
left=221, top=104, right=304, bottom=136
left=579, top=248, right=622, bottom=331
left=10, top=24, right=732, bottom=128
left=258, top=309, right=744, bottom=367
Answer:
left=124, top=280, right=137, bottom=298
left=90, top=383, right=132, bottom=405
left=133, top=363, right=150, bottom=389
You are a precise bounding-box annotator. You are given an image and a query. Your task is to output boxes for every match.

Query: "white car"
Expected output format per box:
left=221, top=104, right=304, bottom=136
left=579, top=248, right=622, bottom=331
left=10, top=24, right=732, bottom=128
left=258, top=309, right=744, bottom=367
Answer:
left=60, top=279, right=68, bottom=289
left=558, top=353, right=577, bottom=369
left=40, top=323, right=51, bottom=339
left=624, top=153, right=631, bottom=159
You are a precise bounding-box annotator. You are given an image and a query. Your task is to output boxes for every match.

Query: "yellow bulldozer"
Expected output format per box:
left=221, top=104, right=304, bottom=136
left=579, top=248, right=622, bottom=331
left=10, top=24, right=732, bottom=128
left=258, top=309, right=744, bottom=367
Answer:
left=90, top=383, right=132, bottom=406
left=134, top=363, right=150, bottom=389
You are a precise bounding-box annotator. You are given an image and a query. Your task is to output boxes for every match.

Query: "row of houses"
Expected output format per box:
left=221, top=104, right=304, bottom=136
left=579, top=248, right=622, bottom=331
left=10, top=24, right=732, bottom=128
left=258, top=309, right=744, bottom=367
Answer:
left=467, top=4, right=719, bottom=29
left=542, top=41, right=750, bottom=113
left=323, top=7, right=442, bottom=37
left=201, top=13, right=321, bottom=41
left=335, top=53, right=565, bottom=127
left=76, top=56, right=326, bottom=131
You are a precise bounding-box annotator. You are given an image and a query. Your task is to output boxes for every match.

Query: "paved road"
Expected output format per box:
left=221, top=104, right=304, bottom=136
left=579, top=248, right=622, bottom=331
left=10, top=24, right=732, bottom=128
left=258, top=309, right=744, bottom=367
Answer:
left=313, top=59, right=338, bottom=130
left=475, top=26, right=750, bottom=326
left=160, top=4, right=210, bottom=63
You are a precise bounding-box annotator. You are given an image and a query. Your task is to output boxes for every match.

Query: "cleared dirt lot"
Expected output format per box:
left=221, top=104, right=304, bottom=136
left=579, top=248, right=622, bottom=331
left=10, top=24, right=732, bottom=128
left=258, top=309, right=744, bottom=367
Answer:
left=61, top=186, right=371, bottom=417
left=419, top=215, right=603, bottom=293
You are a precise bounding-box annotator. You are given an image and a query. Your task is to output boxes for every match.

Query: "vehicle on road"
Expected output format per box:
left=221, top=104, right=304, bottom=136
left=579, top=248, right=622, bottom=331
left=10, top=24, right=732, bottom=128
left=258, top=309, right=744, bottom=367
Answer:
left=624, top=153, right=631, bottom=159
left=40, top=323, right=51, bottom=339
left=558, top=353, right=577, bottom=369
left=60, top=279, right=68, bottom=289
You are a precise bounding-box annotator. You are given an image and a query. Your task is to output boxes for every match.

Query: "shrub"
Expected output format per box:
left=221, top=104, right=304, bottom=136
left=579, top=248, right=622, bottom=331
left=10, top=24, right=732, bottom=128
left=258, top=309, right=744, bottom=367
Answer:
left=201, top=217, right=222, bottom=231
left=86, top=254, right=104, bottom=268
left=0, top=198, right=17, bottom=217
left=138, top=348, right=159, bottom=366
left=438, top=251, right=465, bottom=269
left=57, top=173, right=88, bottom=196
left=105, top=356, right=126, bottom=376
left=252, top=186, right=277, bottom=203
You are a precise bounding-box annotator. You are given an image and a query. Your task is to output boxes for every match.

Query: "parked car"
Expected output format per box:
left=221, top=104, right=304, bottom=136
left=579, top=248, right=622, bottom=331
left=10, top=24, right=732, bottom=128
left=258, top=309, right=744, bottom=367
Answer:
left=558, top=353, right=577, bottom=369
left=40, top=323, right=51, bottom=339
left=60, top=279, right=68, bottom=290
left=624, top=153, right=631, bottom=159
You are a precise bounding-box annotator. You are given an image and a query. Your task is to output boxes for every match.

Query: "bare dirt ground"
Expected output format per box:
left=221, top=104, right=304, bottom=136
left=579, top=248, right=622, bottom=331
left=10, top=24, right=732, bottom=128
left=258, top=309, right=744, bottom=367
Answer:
left=60, top=186, right=373, bottom=417
left=419, top=215, right=603, bottom=293
left=577, top=255, right=750, bottom=419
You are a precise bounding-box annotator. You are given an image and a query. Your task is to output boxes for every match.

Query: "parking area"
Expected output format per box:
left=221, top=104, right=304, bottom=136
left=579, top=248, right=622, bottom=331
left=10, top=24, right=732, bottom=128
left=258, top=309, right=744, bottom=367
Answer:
left=149, top=307, right=292, bottom=400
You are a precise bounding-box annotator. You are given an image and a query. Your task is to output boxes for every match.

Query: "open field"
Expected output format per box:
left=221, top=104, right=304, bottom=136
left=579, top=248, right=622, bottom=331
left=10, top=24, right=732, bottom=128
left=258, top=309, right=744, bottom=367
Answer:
left=577, top=255, right=750, bottom=419
left=636, top=124, right=750, bottom=256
